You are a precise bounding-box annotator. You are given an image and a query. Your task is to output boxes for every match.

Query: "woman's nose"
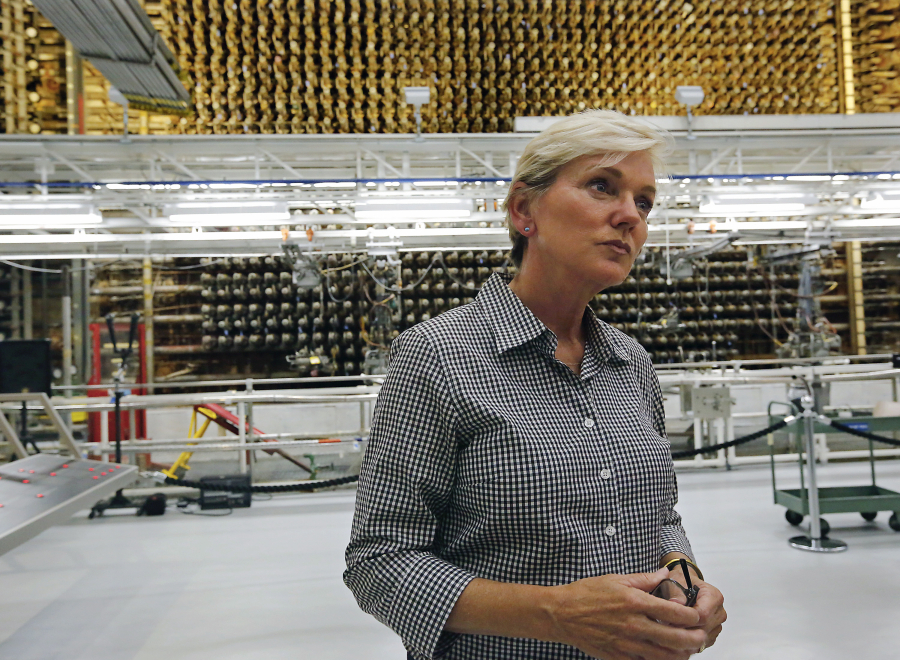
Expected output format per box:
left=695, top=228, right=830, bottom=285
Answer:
left=609, top=196, right=642, bottom=227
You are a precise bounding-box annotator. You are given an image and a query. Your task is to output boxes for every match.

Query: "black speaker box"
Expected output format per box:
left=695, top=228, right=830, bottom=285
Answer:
left=0, top=340, right=52, bottom=396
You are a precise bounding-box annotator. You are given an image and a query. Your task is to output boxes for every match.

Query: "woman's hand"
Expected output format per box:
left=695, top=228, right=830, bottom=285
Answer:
left=688, top=578, right=726, bottom=653
left=665, top=567, right=727, bottom=653
left=548, top=568, right=707, bottom=660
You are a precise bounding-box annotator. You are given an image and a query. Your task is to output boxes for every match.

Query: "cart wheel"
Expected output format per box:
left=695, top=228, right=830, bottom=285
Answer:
left=88, top=509, right=95, bottom=520
left=861, top=511, right=878, bottom=522
left=819, top=518, right=831, bottom=537
left=785, top=510, right=803, bottom=526
left=890, top=513, right=900, bottom=532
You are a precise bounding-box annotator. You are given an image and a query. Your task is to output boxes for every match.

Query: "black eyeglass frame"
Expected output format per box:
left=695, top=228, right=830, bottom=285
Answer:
left=651, top=558, right=700, bottom=607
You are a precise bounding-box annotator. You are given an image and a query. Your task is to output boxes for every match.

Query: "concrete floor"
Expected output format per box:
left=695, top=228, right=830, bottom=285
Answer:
left=2, top=460, right=899, bottom=660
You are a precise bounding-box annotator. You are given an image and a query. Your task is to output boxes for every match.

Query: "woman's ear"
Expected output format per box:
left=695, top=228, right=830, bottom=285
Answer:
left=508, top=182, right=535, bottom=237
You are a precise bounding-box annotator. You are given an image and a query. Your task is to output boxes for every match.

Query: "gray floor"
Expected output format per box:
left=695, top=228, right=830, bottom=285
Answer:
left=2, top=460, right=899, bottom=660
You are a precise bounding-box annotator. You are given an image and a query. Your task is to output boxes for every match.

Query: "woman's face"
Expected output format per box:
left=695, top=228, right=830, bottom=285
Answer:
left=522, top=150, right=655, bottom=292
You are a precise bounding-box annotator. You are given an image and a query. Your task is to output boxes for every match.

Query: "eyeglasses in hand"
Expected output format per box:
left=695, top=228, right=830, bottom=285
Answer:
left=651, top=558, right=699, bottom=607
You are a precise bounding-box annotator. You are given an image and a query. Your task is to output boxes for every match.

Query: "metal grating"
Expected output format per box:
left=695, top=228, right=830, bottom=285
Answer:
left=31, top=0, right=191, bottom=115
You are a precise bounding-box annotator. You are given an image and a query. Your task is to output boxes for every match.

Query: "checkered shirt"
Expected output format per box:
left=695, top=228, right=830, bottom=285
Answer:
left=344, top=273, right=694, bottom=660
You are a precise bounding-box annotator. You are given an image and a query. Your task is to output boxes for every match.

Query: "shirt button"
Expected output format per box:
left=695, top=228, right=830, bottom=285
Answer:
left=605, top=525, right=617, bottom=537
left=600, top=468, right=612, bottom=480
left=583, top=418, right=595, bottom=429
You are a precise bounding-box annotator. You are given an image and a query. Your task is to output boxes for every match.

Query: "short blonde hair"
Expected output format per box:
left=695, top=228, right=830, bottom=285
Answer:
left=502, top=110, right=673, bottom=267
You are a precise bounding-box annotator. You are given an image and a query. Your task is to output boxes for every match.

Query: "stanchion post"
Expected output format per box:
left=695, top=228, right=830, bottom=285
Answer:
left=238, top=400, right=247, bottom=475
left=803, top=404, right=823, bottom=541
left=893, top=377, right=899, bottom=442
left=245, top=378, right=254, bottom=480
left=693, top=418, right=704, bottom=467
left=726, top=416, right=736, bottom=467
left=789, top=393, right=848, bottom=553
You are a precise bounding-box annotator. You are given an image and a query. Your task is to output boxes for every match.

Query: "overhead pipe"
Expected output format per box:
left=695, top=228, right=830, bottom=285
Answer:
left=51, top=374, right=384, bottom=391
left=90, top=285, right=202, bottom=295
left=152, top=314, right=204, bottom=323
left=153, top=344, right=205, bottom=355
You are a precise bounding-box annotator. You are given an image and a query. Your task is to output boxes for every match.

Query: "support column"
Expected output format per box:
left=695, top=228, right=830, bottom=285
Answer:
left=142, top=257, right=154, bottom=386
left=71, top=260, right=90, bottom=386
left=12, top=0, right=27, bottom=133
left=837, top=0, right=856, bottom=115
left=401, top=151, right=411, bottom=192
left=846, top=241, right=866, bottom=355
left=1, top=0, right=15, bottom=133
left=40, top=263, right=48, bottom=339
left=9, top=269, right=21, bottom=339
left=22, top=267, right=32, bottom=339
left=61, top=265, right=73, bottom=430
left=65, top=41, right=85, bottom=135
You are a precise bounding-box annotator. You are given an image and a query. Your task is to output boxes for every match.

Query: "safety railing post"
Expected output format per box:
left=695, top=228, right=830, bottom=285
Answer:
left=789, top=396, right=848, bottom=553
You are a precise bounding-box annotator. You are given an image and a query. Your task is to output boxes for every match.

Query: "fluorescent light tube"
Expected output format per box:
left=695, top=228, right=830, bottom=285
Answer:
left=0, top=203, right=90, bottom=210
left=355, top=197, right=474, bottom=221
left=356, top=210, right=472, bottom=221
left=168, top=201, right=284, bottom=210
left=167, top=212, right=291, bottom=225
left=0, top=213, right=102, bottom=228
left=860, top=197, right=900, bottom=211
left=713, top=193, right=809, bottom=201
left=698, top=203, right=806, bottom=214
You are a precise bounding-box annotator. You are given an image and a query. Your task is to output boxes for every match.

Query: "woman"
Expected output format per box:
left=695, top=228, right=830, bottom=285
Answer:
left=345, top=110, right=726, bottom=660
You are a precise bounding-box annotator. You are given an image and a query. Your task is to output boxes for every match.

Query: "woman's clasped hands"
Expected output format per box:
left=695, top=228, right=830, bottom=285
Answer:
left=548, top=568, right=726, bottom=660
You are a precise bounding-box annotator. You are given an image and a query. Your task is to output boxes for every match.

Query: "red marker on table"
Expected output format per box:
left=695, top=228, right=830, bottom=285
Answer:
left=22, top=479, right=30, bottom=484
left=36, top=494, right=44, bottom=498
left=50, top=473, right=57, bottom=477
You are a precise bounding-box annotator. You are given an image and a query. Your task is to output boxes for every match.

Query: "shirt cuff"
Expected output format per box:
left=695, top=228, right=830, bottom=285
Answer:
left=660, top=525, right=696, bottom=565
left=390, top=554, right=476, bottom=660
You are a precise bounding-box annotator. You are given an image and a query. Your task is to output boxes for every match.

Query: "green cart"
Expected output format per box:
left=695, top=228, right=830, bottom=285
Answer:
left=769, top=408, right=900, bottom=536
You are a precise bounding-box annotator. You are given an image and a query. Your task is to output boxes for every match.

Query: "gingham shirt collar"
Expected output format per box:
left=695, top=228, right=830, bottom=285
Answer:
left=478, top=272, right=633, bottom=369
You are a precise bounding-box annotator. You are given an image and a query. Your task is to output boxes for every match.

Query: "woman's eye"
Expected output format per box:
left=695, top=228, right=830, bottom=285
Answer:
left=637, top=198, right=653, bottom=213
left=592, top=180, right=609, bottom=193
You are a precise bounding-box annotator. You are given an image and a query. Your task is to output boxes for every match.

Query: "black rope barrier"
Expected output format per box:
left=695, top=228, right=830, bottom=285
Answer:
left=670, top=418, right=792, bottom=460
left=827, top=419, right=900, bottom=448
left=159, top=473, right=359, bottom=493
